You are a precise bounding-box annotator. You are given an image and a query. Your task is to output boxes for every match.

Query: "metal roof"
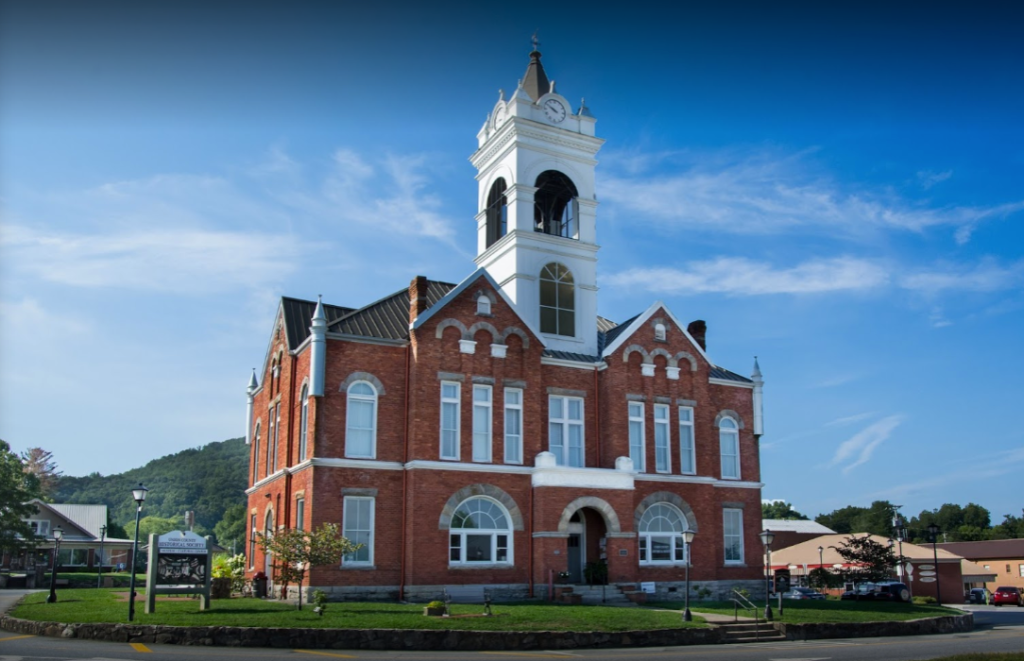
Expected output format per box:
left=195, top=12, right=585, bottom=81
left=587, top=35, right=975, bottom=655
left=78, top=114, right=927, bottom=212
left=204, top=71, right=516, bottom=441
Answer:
left=521, top=50, right=551, bottom=101
left=710, top=366, right=754, bottom=384
left=543, top=349, right=603, bottom=363
left=936, top=539, right=1024, bottom=560
left=327, top=281, right=455, bottom=341
left=281, top=297, right=354, bottom=350
left=599, top=313, right=640, bottom=352
left=762, top=519, right=836, bottom=534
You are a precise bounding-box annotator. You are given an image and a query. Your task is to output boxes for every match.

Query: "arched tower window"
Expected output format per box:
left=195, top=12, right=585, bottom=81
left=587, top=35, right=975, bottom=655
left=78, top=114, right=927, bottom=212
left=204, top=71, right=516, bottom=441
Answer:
left=485, top=178, right=508, bottom=248
left=719, top=417, right=740, bottom=480
left=448, top=496, right=513, bottom=565
left=540, top=263, right=575, bottom=337
left=638, top=503, right=691, bottom=565
left=534, top=170, right=578, bottom=239
left=251, top=422, right=261, bottom=484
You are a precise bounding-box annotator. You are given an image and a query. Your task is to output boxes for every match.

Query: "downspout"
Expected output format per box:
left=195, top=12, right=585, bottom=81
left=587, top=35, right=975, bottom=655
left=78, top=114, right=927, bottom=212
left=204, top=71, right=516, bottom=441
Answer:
left=528, top=478, right=534, bottom=597
left=399, top=343, right=411, bottom=601
left=593, top=366, right=601, bottom=466
left=285, top=353, right=297, bottom=529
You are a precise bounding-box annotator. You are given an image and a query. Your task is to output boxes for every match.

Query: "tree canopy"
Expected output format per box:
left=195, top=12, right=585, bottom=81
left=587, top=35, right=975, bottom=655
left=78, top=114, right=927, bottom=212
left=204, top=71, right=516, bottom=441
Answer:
left=21, top=447, right=61, bottom=499
left=0, top=439, right=42, bottom=552
left=834, top=534, right=898, bottom=583
left=762, top=501, right=809, bottom=520
left=258, top=523, right=361, bottom=609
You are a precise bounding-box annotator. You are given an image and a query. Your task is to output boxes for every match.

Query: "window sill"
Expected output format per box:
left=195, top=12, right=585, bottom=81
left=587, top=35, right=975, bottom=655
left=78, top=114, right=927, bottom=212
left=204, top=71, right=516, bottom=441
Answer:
left=448, top=563, right=513, bottom=570
left=339, top=564, right=376, bottom=571
left=724, top=562, right=747, bottom=567
left=640, top=562, right=691, bottom=568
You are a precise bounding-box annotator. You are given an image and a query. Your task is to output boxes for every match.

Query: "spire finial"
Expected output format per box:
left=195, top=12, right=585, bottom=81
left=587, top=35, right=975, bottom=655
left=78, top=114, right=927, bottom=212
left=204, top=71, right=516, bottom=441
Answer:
left=531, top=31, right=540, bottom=53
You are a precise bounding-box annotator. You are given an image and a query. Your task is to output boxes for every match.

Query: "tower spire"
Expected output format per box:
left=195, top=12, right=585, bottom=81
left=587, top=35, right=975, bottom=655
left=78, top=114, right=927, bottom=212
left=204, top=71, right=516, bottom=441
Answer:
left=521, top=35, right=551, bottom=101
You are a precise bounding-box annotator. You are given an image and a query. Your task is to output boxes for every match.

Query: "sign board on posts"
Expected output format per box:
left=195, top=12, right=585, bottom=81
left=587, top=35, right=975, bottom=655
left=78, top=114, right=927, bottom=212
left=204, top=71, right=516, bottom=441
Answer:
left=640, top=581, right=656, bottom=594
left=145, top=531, right=212, bottom=613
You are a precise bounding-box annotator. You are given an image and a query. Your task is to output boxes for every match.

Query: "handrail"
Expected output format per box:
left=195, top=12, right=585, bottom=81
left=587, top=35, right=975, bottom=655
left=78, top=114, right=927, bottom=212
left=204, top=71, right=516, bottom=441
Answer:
left=730, top=589, right=761, bottom=640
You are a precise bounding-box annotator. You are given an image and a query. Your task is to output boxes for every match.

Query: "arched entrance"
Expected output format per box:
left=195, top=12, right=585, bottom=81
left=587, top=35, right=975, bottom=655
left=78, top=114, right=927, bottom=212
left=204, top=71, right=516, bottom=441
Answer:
left=557, top=498, right=621, bottom=584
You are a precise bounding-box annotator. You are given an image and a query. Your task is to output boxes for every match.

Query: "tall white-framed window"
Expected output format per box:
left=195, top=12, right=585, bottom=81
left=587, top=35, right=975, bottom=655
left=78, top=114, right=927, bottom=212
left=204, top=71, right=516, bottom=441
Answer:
left=477, top=294, right=491, bottom=315
left=654, top=404, right=671, bottom=473
left=295, top=497, right=305, bottom=531
left=249, top=514, right=257, bottom=568
left=539, top=262, right=575, bottom=337
left=440, top=381, right=461, bottom=460
left=628, top=402, right=646, bottom=471
left=472, top=385, right=493, bottom=462
left=549, top=395, right=584, bottom=467
left=299, top=384, right=309, bottom=462
left=723, top=508, right=744, bottom=565
left=252, top=423, right=261, bottom=483
left=504, top=388, right=523, bottom=464
left=272, top=402, right=281, bottom=472
left=345, top=381, right=378, bottom=459
left=679, top=406, right=695, bottom=475
left=638, top=503, right=691, bottom=565
left=719, top=417, right=740, bottom=479
left=448, top=497, right=513, bottom=565
left=342, top=496, right=374, bottom=566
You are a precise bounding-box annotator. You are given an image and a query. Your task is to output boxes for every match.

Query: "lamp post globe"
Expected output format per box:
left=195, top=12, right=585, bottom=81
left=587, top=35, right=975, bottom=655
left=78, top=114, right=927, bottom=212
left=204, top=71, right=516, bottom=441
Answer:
left=128, top=483, right=148, bottom=622
left=759, top=529, right=775, bottom=621
left=45, top=526, right=64, bottom=603
left=682, top=530, right=696, bottom=622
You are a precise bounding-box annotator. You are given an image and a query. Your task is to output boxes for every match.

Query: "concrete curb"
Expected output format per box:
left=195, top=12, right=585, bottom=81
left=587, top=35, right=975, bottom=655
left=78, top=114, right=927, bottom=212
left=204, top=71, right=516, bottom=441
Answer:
left=0, top=606, right=973, bottom=651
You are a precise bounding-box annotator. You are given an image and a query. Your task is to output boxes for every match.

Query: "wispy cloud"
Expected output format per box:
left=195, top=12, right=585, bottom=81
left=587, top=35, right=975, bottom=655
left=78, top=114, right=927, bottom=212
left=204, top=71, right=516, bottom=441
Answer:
left=829, top=414, right=905, bottom=474
left=866, top=445, right=1024, bottom=502
left=601, top=149, right=1024, bottom=244
left=824, top=412, right=878, bottom=427
left=917, top=170, right=953, bottom=190
left=815, top=373, right=867, bottom=388
left=900, top=259, right=1024, bottom=294
left=606, top=256, right=889, bottom=296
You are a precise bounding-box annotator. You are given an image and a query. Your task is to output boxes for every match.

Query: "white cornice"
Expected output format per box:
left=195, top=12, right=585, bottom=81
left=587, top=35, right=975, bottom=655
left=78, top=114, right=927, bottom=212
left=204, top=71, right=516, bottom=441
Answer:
left=245, top=469, right=288, bottom=494
left=540, top=356, right=604, bottom=370
left=711, top=480, right=764, bottom=490
left=634, top=474, right=718, bottom=485
left=310, top=458, right=404, bottom=471
left=405, top=460, right=533, bottom=474
left=532, top=464, right=634, bottom=490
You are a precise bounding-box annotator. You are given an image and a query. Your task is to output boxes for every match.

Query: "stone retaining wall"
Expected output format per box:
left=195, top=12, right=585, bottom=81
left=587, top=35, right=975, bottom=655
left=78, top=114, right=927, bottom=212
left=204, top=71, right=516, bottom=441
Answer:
left=0, top=611, right=973, bottom=651
left=0, top=615, right=720, bottom=650
left=775, top=612, right=973, bottom=640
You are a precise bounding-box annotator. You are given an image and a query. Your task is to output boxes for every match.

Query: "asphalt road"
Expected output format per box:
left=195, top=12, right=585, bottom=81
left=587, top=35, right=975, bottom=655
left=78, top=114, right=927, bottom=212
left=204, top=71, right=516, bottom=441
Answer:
left=1, top=597, right=1022, bottom=661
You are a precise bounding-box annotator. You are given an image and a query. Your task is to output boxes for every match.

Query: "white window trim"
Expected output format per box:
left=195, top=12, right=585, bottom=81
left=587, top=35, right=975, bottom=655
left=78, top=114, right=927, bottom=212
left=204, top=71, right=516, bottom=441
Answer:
left=273, top=402, right=281, bottom=472
left=679, top=406, right=696, bottom=475
left=28, top=519, right=50, bottom=537
left=549, top=395, right=585, bottom=467
left=628, top=401, right=646, bottom=472
left=440, top=381, right=461, bottom=461
left=719, top=417, right=740, bottom=480
left=295, top=497, right=305, bottom=531
left=638, top=503, right=690, bottom=566
left=252, top=422, right=262, bottom=483
left=472, top=384, right=493, bottom=463
left=249, top=515, right=257, bottom=569
left=342, top=496, right=375, bottom=567
left=504, top=388, right=523, bottom=464
left=345, top=381, right=378, bottom=459
left=654, top=403, right=671, bottom=474
left=723, top=508, right=745, bottom=565
left=447, top=496, right=514, bottom=566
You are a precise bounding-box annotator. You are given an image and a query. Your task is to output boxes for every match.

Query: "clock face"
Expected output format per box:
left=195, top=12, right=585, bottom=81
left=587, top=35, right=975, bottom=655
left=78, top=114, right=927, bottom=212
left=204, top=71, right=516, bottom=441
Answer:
left=543, top=98, right=567, bottom=123
left=493, top=103, right=507, bottom=127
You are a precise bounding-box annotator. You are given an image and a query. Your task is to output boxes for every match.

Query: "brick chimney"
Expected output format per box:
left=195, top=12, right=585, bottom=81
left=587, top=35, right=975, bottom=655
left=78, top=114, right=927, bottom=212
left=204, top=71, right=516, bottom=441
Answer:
left=687, top=320, right=707, bottom=351
left=409, top=276, right=429, bottom=325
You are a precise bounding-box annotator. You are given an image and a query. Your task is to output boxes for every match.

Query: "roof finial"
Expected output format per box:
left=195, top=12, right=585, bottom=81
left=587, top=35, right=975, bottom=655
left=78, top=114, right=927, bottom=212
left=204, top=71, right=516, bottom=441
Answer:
left=531, top=31, right=540, bottom=53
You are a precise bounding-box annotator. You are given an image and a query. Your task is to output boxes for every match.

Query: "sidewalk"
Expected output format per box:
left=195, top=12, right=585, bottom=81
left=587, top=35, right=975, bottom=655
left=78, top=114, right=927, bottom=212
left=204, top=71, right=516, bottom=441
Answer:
left=0, top=590, right=38, bottom=617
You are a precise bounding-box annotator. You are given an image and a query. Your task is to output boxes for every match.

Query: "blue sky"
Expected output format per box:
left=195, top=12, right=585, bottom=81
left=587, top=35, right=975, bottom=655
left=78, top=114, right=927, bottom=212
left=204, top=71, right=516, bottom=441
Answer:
left=2, top=1, right=1022, bottom=522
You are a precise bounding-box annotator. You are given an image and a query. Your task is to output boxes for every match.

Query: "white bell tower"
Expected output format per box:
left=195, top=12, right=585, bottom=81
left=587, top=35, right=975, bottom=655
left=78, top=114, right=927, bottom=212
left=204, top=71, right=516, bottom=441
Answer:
left=471, top=46, right=605, bottom=356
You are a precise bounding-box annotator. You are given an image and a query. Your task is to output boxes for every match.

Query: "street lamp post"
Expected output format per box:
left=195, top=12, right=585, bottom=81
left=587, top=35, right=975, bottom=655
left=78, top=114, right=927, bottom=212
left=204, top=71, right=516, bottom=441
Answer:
left=887, top=538, right=896, bottom=579
left=682, top=530, right=696, bottom=622
left=128, top=483, right=148, bottom=622
left=927, top=523, right=942, bottom=605
left=892, top=513, right=907, bottom=585
left=817, top=545, right=824, bottom=589
left=759, top=529, right=774, bottom=621
left=96, top=524, right=107, bottom=589
left=45, top=526, right=64, bottom=603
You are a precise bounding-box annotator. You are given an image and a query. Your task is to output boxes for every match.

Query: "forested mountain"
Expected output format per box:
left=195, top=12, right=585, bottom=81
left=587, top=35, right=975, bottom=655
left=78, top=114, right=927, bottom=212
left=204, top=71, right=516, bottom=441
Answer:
left=53, top=438, right=247, bottom=534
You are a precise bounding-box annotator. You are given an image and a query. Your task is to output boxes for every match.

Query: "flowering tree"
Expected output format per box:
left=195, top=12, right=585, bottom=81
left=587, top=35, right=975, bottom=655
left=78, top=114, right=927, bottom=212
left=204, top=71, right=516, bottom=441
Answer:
left=257, top=523, right=360, bottom=609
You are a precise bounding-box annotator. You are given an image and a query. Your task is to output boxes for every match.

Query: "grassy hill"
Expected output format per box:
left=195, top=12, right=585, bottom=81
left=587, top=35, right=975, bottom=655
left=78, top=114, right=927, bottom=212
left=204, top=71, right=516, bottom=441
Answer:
left=53, top=438, right=247, bottom=533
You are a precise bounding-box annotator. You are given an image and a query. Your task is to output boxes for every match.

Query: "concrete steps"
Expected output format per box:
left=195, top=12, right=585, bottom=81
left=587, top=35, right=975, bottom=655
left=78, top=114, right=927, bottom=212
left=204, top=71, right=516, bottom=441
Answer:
left=716, top=621, right=787, bottom=643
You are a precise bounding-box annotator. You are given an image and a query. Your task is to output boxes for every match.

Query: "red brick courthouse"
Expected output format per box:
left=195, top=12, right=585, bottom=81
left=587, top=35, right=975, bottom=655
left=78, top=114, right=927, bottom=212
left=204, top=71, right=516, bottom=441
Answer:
left=245, top=49, right=767, bottom=602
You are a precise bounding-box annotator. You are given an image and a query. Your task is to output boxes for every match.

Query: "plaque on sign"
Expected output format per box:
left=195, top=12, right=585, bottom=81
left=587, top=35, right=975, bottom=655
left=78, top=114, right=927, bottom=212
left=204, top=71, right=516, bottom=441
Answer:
left=145, top=531, right=212, bottom=614
left=640, top=581, right=656, bottom=594
left=919, top=564, right=935, bottom=570
left=920, top=577, right=936, bottom=582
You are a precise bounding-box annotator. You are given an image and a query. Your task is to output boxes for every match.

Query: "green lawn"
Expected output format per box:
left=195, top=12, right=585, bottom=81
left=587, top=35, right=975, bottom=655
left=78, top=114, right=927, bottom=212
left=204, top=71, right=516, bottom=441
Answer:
left=649, top=599, right=962, bottom=623
left=12, top=589, right=701, bottom=632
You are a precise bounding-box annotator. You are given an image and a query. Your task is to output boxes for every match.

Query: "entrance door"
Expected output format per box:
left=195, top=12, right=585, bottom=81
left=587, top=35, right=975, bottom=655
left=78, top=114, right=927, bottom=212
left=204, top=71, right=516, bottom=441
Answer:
left=567, top=534, right=583, bottom=583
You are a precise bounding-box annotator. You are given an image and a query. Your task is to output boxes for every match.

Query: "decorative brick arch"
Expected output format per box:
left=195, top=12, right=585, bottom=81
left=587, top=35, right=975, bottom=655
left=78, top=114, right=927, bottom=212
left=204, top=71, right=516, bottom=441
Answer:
left=339, top=372, right=386, bottom=397
left=500, top=326, right=530, bottom=348
left=634, top=491, right=699, bottom=533
left=475, top=289, right=497, bottom=305
left=467, top=321, right=500, bottom=341
left=674, top=351, right=698, bottom=371
left=622, top=344, right=651, bottom=364
left=435, top=318, right=469, bottom=340
left=715, top=409, right=745, bottom=429
left=556, top=496, right=622, bottom=534
left=649, top=348, right=672, bottom=364
left=438, top=484, right=525, bottom=531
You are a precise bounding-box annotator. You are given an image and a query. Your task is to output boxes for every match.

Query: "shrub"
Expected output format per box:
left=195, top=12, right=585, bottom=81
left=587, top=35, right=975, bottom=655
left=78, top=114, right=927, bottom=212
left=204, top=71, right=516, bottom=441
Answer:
left=426, top=600, right=445, bottom=609
left=913, top=595, right=937, bottom=604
